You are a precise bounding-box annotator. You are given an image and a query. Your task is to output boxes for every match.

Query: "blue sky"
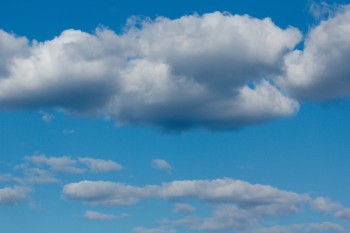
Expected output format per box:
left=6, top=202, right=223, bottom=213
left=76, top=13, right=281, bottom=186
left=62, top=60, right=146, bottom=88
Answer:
left=1, top=0, right=350, bottom=233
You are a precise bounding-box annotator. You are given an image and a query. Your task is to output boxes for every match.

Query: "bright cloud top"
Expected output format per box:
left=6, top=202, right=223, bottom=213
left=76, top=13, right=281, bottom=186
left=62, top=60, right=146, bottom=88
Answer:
left=280, top=5, right=350, bottom=101
left=0, top=12, right=302, bottom=130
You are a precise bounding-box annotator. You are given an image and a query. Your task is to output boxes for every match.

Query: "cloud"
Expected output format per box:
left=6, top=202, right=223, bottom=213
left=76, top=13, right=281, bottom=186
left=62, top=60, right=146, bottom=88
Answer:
left=63, top=178, right=350, bottom=232
left=24, top=155, right=84, bottom=173
left=0, top=30, right=28, bottom=77
left=84, top=210, right=128, bottom=220
left=79, top=158, right=123, bottom=172
left=308, top=1, right=334, bottom=20
left=152, top=159, right=172, bottom=171
left=134, top=227, right=176, bottom=233
left=157, top=179, right=309, bottom=206
left=251, top=222, right=344, bottom=233
left=63, top=181, right=156, bottom=205
left=0, top=12, right=301, bottom=130
left=279, top=5, right=350, bottom=101
left=311, top=197, right=350, bottom=221
left=17, top=166, right=59, bottom=184
left=39, top=111, right=53, bottom=123
left=172, top=203, right=196, bottom=214
left=63, top=178, right=309, bottom=207
left=0, top=186, right=30, bottom=205
left=63, top=177, right=310, bottom=231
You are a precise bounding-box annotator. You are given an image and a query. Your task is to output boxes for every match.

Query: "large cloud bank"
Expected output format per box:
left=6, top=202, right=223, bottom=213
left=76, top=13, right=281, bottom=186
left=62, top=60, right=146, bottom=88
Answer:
left=0, top=12, right=301, bottom=130
left=1, top=6, right=350, bottom=129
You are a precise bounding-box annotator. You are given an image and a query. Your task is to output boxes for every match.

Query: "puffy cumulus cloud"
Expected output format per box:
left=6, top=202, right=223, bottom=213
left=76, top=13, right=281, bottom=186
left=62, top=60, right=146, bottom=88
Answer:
left=79, top=158, right=123, bottom=172
left=24, top=155, right=84, bottom=173
left=0, top=186, right=30, bottom=205
left=152, top=159, right=172, bottom=171
left=279, top=5, right=350, bottom=101
left=84, top=210, right=128, bottom=220
left=0, top=12, right=301, bottom=130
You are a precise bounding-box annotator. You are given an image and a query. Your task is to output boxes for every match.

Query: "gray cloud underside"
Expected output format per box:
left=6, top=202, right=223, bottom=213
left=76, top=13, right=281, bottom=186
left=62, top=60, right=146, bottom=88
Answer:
left=0, top=12, right=302, bottom=130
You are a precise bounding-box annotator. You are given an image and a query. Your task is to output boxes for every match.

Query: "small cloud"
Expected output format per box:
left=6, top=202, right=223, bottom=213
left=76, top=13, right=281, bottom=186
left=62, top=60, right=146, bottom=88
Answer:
left=79, top=158, right=123, bottom=172
left=152, top=159, right=172, bottom=172
left=39, top=111, right=53, bottom=123
left=308, top=0, right=335, bottom=20
left=0, top=186, right=31, bottom=205
left=172, top=203, right=195, bottom=214
left=134, top=227, right=176, bottom=233
left=84, top=210, right=127, bottom=220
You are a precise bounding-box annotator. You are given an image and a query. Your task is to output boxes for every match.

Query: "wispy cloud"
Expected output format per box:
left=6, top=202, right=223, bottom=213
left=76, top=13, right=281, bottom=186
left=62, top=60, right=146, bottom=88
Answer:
left=24, top=155, right=84, bottom=174
left=152, top=159, right=172, bottom=172
left=84, top=210, right=128, bottom=220
left=79, top=157, right=123, bottom=172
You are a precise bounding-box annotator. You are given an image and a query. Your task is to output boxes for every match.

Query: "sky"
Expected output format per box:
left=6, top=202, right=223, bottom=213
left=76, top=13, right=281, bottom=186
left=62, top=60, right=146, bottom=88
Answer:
left=1, top=0, right=350, bottom=232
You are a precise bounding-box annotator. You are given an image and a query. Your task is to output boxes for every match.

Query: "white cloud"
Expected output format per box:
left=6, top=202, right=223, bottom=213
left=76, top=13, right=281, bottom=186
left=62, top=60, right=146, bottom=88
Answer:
left=172, top=203, right=196, bottom=214
left=79, top=158, right=123, bottom=172
left=279, top=5, right=350, bottom=101
left=84, top=210, right=127, bottom=220
left=152, top=159, right=172, bottom=171
left=0, top=186, right=30, bottom=205
left=0, top=12, right=301, bottom=130
left=25, top=155, right=84, bottom=173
